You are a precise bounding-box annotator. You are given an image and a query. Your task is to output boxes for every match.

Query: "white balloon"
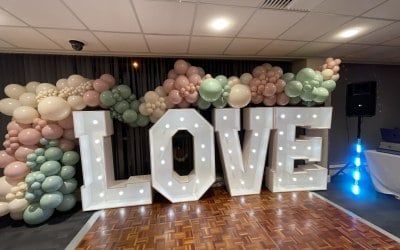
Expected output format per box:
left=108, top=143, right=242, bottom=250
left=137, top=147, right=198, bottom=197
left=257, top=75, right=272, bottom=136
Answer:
left=38, top=96, right=71, bottom=121
left=19, top=92, right=37, bottom=108
left=56, top=78, right=68, bottom=90
left=228, top=76, right=240, bottom=87
left=67, top=74, right=84, bottom=88
left=67, top=95, right=86, bottom=110
left=0, top=98, right=22, bottom=116
left=8, top=198, right=28, bottom=213
left=36, top=83, right=56, bottom=94
left=5, top=84, right=26, bottom=99
left=13, top=106, right=39, bottom=124
left=321, top=69, right=334, bottom=80
left=0, top=202, right=9, bottom=216
left=228, top=84, right=251, bottom=108
left=26, top=81, right=40, bottom=93
left=239, top=73, right=253, bottom=85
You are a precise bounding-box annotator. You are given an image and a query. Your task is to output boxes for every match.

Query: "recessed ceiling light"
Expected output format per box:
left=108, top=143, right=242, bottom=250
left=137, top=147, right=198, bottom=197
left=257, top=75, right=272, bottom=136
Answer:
left=338, top=28, right=360, bottom=38
left=210, top=18, right=230, bottom=31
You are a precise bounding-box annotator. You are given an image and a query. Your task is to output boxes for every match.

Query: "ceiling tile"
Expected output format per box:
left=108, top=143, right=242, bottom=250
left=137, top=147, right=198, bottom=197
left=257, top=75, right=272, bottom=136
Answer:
left=312, top=0, right=385, bottom=16
left=0, top=7, right=26, bottom=26
left=318, top=44, right=370, bottom=57
left=133, top=0, right=195, bottom=35
left=279, top=13, right=352, bottom=41
left=146, top=35, right=189, bottom=53
left=0, top=26, right=60, bottom=49
left=64, top=0, right=140, bottom=32
left=362, top=0, right=400, bottom=20
left=351, top=22, right=400, bottom=44
left=39, top=29, right=107, bottom=51
left=198, top=0, right=263, bottom=7
left=0, top=0, right=85, bottom=29
left=316, top=17, right=392, bottom=43
left=383, top=37, right=400, bottom=46
left=288, top=42, right=339, bottom=57
left=189, top=36, right=231, bottom=54
left=192, top=4, right=254, bottom=37
left=0, top=39, right=14, bottom=48
left=94, top=32, right=148, bottom=52
left=238, top=9, right=306, bottom=39
left=257, top=40, right=307, bottom=56
left=224, top=38, right=269, bottom=55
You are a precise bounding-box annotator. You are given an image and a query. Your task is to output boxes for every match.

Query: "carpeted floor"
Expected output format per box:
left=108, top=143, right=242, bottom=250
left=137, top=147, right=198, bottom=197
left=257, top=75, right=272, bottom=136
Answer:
left=315, top=168, right=400, bottom=238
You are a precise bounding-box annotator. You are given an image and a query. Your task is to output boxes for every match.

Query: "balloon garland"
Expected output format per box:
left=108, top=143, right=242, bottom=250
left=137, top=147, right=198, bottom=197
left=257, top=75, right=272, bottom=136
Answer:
left=0, top=58, right=341, bottom=224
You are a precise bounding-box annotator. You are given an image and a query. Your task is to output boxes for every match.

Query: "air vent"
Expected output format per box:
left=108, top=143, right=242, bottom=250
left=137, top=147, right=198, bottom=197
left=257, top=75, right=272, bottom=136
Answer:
left=261, top=0, right=294, bottom=9
left=260, top=0, right=315, bottom=12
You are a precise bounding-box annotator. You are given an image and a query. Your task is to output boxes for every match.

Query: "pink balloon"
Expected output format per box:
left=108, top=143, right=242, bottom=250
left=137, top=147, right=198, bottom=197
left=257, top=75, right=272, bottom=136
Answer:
left=18, top=128, right=41, bottom=146
left=5, top=148, right=13, bottom=155
left=174, top=60, right=189, bottom=75
left=0, top=150, right=15, bottom=168
left=8, top=130, right=18, bottom=137
left=188, top=74, right=202, bottom=85
left=57, top=115, right=74, bottom=130
left=63, top=129, right=75, bottom=140
left=59, top=138, right=75, bottom=152
left=266, top=70, right=275, bottom=78
left=263, top=83, right=277, bottom=97
left=334, top=58, right=342, bottom=65
left=332, top=65, right=340, bottom=73
left=7, top=121, right=29, bottom=133
left=41, top=123, right=64, bottom=139
left=263, top=96, right=276, bottom=106
left=327, top=60, right=336, bottom=68
left=249, top=78, right=260, bottom=88
left=186, top=66, right=199, bottom=77
left=9, top=136, right=19, bottom=143
left=14, top=145, right=35, bottom=162
left=4, top=161, right=29, bottom=180
left=100, top=74, right=116, bottom=88
left=177, top=100, right=190, bottom=108
left=276, top=93, right=290, bottom=106
left=252, top=66, right=266, bottom=78
left=3, top=140, right=11, bottom=148
left=163, top=79, right=175, bottom=94
left=93, top=79, right=110, bottom=92
left=275, top=79, right=286, bottom=93
left=175, top=75, right=189, bottom=90
left=251, top=95, right=264, bottom=104
left=167, top=90, right=182, bottom=105
left=10, top=143, right=19, bottom=150
left=271, top=66, right=283, bottom=77
left=83, top=90, right=100, bottom=107
left=197, top=67, right=205, bottom=77
left=185, top=91, right=198, bottom=104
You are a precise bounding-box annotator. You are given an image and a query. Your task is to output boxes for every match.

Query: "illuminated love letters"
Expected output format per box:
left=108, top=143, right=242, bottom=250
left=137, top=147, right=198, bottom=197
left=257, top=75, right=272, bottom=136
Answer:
left=74, top=107, right=332, bottom=209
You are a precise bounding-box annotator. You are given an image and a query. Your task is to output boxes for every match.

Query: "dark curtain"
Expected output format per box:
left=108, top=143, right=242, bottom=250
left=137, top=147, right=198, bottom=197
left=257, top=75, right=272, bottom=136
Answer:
left=0, top=53, right=291, bottom=179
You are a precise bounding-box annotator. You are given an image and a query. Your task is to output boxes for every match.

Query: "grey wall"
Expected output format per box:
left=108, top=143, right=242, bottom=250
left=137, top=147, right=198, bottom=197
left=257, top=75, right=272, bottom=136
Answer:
left=329, top=63, right=400, bottom=165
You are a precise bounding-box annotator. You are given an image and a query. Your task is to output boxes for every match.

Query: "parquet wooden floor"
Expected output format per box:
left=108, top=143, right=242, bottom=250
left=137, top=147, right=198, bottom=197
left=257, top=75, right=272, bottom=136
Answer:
left=76, top=188, right=399, bottom=249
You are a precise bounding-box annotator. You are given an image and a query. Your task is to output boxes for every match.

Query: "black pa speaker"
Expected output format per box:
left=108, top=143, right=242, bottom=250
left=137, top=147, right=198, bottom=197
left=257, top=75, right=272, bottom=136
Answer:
left=346, top=81, right=376, bottom=117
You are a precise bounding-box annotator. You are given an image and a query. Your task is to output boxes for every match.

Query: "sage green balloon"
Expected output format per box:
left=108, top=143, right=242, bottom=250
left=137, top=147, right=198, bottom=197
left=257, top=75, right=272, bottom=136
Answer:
left=197, top=97, right=211, bottom=110
left=212, top=96, right=228, bottom=108
left=100, top=90, right=116, bottom=106
left=48, top=140, right=59, bottom=147
left=23, top=203, right=54, bottom=225
left=283, top=72, right=295, bottom=83
left=58, top=178, right=78, bottom=195
left=42, top=176, right=63, bottom=192
left=309, top=79, right=321, bottom=88
left=136, top=114, right=150, bottom=127
left=116, top=85, right=132, bottom=99
left=215, top=75, right=228, bottom=87
left=27, top=153, right=37, bottom=162
left=296, top=68, right=316, bottom=82
left=114, top=100, right=130, bottom=114
left=285, top=80, right=303, bottom=97
left=128, top=121, right=139, bottom=128
left=300, top=90, right=315, bottom=102
left=60, top=165, right=76, bottom=180
left=321, top=80, right=336, bottom=92
left=35, top=148, right=45, bottom=156
left=302, top=100, right=316, bottom=107
left=130, top=100, right=140, bottom=111
left=61, top=151, right=80, bottom=166
left=44, top=147, right=63, bottom=161
left=40, top=191, right=63, bottom=209
left=302, top=84, right=313, bottom=92
left=312, top=87, right=329, bottom=103
left=314, top=71, right=323, bottom=83
left=36, top=155, right=46, bottom=164
left=122, top=109, right=137, bottom=123
left=56, top=194, right=77, bottom=212
left=199, top=78, right=223, bottom=102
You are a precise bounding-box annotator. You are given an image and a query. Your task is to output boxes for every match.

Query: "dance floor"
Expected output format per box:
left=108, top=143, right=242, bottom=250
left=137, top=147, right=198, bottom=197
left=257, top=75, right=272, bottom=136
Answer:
left=75, top=187, right=399, bottom=249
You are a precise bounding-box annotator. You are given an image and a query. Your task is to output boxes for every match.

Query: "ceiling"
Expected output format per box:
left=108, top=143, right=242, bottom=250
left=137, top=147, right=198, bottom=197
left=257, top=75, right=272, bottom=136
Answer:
left=0, top=0, right=400, bottom=64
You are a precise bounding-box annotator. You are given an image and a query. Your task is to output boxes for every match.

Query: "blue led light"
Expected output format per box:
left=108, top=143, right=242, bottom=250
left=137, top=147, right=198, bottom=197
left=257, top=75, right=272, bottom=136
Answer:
left=356, top=143, right=362, bottom=153
left=352, top=184, right=360, bottom=195
left=354, top=157, right=361, bottom=167
left=353, top=170, right=360, bottom=181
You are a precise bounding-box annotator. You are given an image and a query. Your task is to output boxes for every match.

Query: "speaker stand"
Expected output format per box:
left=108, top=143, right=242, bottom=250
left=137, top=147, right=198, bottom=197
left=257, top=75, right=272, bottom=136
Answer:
left=331, top=116, right=362, bottom=178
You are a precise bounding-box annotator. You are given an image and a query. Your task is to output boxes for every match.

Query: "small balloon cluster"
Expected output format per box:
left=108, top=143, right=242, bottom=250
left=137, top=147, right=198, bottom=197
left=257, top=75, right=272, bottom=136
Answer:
left=249, top=63, right=289, bottom=106
left=283, top=58, right=341, bottom=106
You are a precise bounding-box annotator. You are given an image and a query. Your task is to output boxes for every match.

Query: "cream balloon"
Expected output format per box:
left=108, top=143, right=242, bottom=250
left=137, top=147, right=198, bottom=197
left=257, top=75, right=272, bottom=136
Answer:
left=0, top=202, right=9, bottom=216
left=38, top=96, right=71, bottom=121
left=13, top=106, right=39, bottom=124
left=56, top=78, right=68, bottom=90
left=321, top=69, right=334, bottom=80
left=67, top=95, right=86, bottom=110
left=25, top=81, right=40, bottom=93
left=240, top=73, right=253, bottom=85
left=8, top=198, right=28, bottom=213
left=19, top=92, right=38, bottom=108
left=36, top=83, right=56, bottom=94
left=67, top=74, right=85, bottom=88
left=228, top=84, right=251, bottom=108
left=0, top=98, right=22, bottom=116
left=228, top=76, right=240, bottom=87
left=5, top=84, right=26, bottom=99
left=0, top=176, right=15, bottom=198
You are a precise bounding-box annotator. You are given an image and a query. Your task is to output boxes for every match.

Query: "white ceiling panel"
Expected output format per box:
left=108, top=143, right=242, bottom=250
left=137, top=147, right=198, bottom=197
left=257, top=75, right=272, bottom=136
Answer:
left=192, top=4, right=254, bottom=37
left=0, top=7, right=26, bottom=26
left=383, top=37, right=400, bottom=46
left=133, top=0, right=195, bottom=35
left=317, top=18, right=393, bottom=43
left=146, top=35, right=189, bottom=53
left=0, top=39, right=13, bottom=48
left=351, top=22, right=400, bottom=44
left=189, top=36, right=231, bottom=54
left=312, top=0, right=385, bottom=16
left=0, top=0, right=84, bottom=29
left=94, top=32, right=148, bottom=52
left=258, top=40, right=307, bottom=56
left=0, top=27, right=60, bottom=49
left=279, top=13, right=352, bottom=41
left=224, top=38, right=269, bottom=55
left=238, top=9, right=306, bottom=39
left=362, top=0, right=400, bottom=20
left=288, top=42, right=338, bottom=57
left=39, top=29, right=107, bottom=51
left=63, top=0, right=140, bottom=32
left=198, top=0, right=263, bottom=7
left=318, top=44, right=370, bottom=57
